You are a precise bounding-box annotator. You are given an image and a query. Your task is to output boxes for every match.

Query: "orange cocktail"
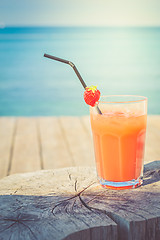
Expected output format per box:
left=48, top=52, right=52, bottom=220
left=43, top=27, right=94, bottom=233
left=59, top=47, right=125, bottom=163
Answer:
left=90, top=95, right=147, bottom=189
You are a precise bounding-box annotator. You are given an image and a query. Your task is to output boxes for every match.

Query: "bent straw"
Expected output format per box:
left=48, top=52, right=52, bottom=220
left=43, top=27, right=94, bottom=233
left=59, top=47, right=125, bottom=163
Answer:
left=44, top=53, right=102, bottom=115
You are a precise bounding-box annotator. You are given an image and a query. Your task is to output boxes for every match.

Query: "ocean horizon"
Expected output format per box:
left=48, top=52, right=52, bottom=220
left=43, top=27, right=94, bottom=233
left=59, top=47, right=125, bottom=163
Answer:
left=0, top=26, right=160, bottom=116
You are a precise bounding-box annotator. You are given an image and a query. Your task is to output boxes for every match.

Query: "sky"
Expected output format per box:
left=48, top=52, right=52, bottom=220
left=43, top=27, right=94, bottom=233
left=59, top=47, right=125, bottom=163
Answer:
left=0, top=0, right=160, bottom=27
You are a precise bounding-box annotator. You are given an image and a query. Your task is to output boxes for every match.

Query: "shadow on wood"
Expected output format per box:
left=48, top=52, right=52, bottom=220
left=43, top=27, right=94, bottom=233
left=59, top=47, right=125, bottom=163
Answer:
left=0, top=161, right=160, bottom=240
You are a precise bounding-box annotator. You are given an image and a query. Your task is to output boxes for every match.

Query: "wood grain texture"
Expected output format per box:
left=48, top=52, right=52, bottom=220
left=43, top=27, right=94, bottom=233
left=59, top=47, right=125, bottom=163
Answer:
left=0, top=162, right=160, bottom=240
left=9, top=118, right=41, bottom=175
left=38, top=117, right=73, bottom=169
left=80, top=116, right=92, bottom=137
left=0, top=168, right=117, bottom=240
left=59, top=117, right=95, bottom=166
left=0, top=117, right=16, bottom=178
left=145, top=116, right=160, bottom=162
left=0, top=115, right=160, bottom=178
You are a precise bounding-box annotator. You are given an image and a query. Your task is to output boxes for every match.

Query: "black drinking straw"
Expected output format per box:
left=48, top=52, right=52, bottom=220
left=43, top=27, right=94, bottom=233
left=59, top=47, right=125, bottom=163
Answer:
left=44, top=53, right=102, bottom=114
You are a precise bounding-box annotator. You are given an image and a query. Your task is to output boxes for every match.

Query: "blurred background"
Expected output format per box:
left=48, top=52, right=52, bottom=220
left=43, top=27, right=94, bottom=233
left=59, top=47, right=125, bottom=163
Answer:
left=0, top=0, right=160, bottom=116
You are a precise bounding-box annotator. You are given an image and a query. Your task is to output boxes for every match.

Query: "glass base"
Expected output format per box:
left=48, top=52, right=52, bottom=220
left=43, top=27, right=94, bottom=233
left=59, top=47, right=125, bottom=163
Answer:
left=99, top=176, right=143, bottom=190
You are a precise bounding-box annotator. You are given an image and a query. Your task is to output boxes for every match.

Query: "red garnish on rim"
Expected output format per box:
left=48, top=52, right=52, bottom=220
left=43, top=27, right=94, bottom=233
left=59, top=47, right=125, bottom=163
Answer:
left=84, top=85, right=101, bottom=107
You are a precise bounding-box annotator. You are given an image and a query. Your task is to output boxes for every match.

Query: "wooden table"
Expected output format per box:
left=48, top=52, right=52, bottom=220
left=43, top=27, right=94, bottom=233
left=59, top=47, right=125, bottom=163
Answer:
left=0, top=115, right=160, bottom=179
left=0, top=116, right=160, bottom=239
left=0, top=162, right=160, bottom=240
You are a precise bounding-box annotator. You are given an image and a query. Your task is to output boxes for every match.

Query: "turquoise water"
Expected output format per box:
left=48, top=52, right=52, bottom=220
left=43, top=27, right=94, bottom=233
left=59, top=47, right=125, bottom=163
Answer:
left=0, top=27, right=160, bottom=116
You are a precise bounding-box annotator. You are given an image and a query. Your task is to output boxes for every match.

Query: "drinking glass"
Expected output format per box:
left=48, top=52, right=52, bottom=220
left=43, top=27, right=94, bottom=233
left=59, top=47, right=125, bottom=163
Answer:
left=90, top=95, right=147, bottom=189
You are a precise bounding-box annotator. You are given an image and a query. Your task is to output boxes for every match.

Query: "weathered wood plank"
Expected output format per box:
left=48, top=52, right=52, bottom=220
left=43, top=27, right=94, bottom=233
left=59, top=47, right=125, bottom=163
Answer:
left=145, top=116, right=160, bottom=163
left=0, top=115, right=160, bottom=177
left=38, top=117, right=73, bottom=169
left=0, top=117, right=16, bottom=178
left=0, top=162, right=160, bottom=240
left=80, top=115, right=92, bottom=137
left=9, top=118, right=41, bottom=175
left=59, top=117, right=95, bottom=166
left=147, top=115, right=160, bottom=130
left=0, top=168, right=117, bottom=240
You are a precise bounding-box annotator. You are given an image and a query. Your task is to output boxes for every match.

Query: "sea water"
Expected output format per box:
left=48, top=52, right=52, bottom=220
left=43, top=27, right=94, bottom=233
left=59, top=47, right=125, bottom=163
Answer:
left=0, top=26, right=160, bottom=116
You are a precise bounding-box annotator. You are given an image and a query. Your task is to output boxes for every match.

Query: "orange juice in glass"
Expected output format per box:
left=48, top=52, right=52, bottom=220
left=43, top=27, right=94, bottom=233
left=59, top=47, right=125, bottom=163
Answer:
left=90, top=95, right=147, bottom=189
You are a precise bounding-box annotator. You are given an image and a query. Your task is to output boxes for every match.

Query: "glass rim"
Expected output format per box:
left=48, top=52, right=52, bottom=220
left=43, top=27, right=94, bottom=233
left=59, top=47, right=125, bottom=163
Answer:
left=98, top=95, right=147, bottom=104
